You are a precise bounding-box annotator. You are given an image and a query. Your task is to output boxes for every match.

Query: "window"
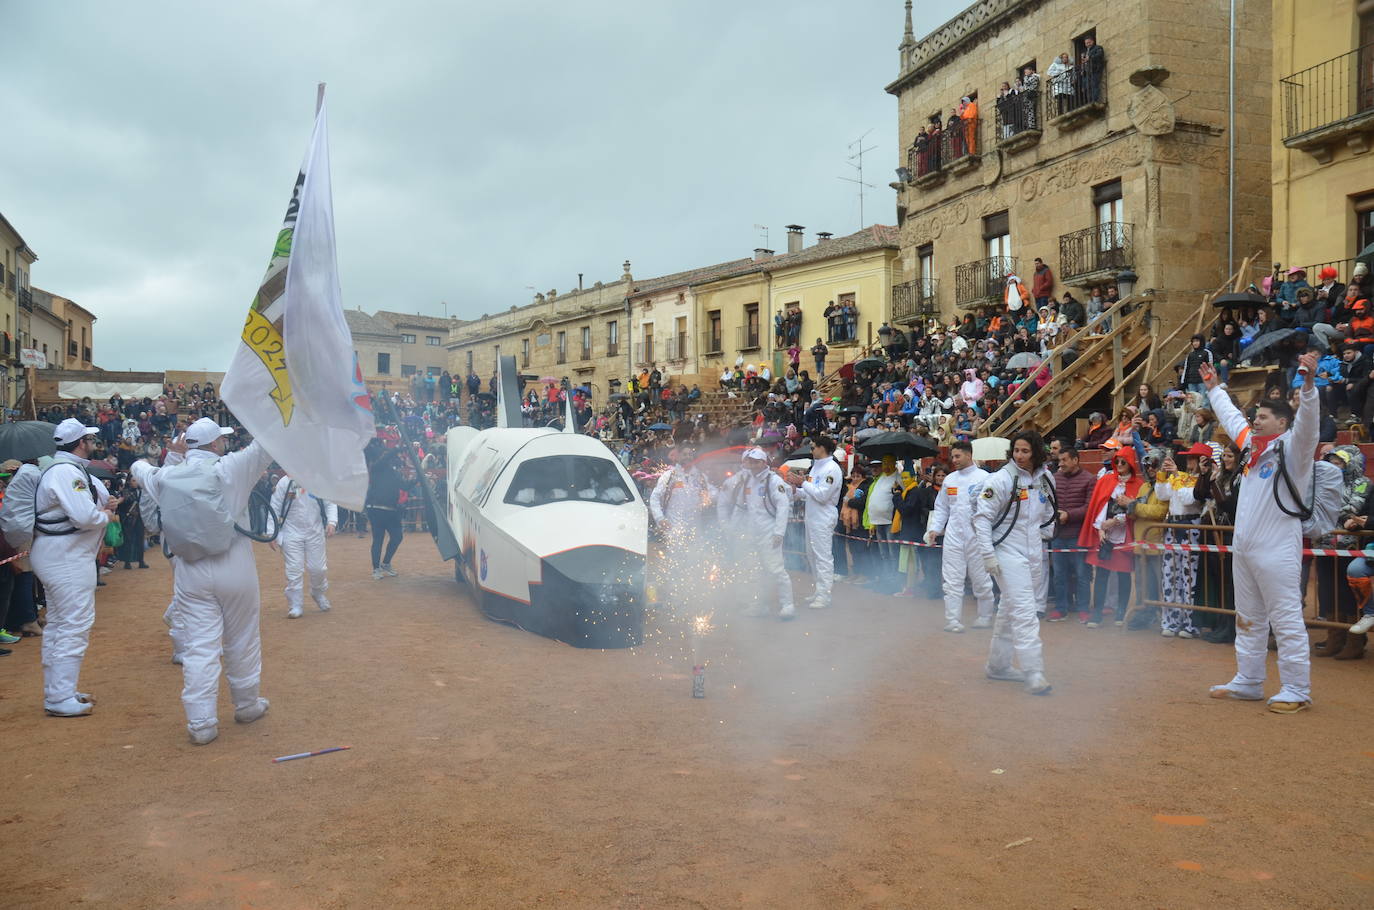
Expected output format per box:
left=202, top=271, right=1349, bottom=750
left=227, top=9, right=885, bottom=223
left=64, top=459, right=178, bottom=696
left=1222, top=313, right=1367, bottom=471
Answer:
left=426, top=336, right=441, bottom=346
left=377, top=352, right=391, bottom=375
left=744, top=303, right=760, bottom=349
left=521, top=338, right=530, bottom=367
left=1356, top=194, right=1374, bottom=256
left=466, top=350, right=474, bottom=373
left=674, top=315, right=687, bottom=360
left=1094, top=179, right=1123, bottom=225
left=642, top=323, right=654, bottom=363
left=401, top=364, right=418, bottom=377
left=983, top=211, right=1011, bottom=260
left=556, top=331, right=567, bottom=363
left=503, top=455, right=634, bottom=507
left=401, top=333, right=416, bottom=344
left=581, top=325, right=592, bottom=360
left=708, top=310, right=722, bottom=353
left=918, top=244, right=935, bottom=296
left=427, top=366, right=442, bottom=376
left=607, top=319, right=619, bottom=356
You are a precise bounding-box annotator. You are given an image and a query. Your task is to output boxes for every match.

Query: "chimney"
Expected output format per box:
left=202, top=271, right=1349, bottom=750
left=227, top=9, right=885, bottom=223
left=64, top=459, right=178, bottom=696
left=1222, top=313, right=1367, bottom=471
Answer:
left=785, top=224, right=805, bottom=254
left=753, top=248, right=774, bottom=262
left=816, top=232, right=833, bottom=244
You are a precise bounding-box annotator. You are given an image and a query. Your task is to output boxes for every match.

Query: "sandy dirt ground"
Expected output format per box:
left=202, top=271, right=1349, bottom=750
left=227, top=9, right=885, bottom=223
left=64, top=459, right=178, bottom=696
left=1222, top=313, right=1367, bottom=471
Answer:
left=2, top=534, right=1373, bottom=909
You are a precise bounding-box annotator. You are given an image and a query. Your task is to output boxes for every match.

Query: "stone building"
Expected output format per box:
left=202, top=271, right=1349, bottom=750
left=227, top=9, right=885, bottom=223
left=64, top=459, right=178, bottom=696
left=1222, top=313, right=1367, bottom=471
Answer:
left=24, top=287, right=73, bottom=370
left=374, top=310, right=461, bottom=381
left=446, top=272, right=634, bottom=398
left=0, top=210, right=38, bottom=407
left=53, top=295, right=97, bottom=371
left=886, top=0, right=1271, bottom=332
left=344, top=308, right=404, bottom=392
left=1271, top=0, right=1374, bottom=277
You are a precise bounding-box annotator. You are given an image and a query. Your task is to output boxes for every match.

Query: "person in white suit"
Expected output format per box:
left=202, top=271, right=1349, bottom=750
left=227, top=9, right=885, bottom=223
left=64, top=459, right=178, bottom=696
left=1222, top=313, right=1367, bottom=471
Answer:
left=269, top=475, right=337, bottom=618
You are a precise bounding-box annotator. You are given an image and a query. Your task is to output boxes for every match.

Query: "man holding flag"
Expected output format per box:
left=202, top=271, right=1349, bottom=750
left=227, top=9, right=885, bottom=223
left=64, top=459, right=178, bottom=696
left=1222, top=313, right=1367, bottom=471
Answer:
left=136, top=87, right=372, bottom=744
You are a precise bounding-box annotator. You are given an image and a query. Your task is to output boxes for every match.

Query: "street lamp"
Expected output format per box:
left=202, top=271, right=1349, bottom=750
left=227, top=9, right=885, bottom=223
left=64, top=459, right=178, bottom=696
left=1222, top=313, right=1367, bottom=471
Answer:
left=1115, top=267, right=1138, bottom=300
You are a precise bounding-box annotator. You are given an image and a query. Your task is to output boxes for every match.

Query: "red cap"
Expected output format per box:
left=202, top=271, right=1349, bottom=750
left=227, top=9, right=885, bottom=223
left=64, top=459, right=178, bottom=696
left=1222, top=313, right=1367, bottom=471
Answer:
left=1176, top=442, right=1213, bottom=458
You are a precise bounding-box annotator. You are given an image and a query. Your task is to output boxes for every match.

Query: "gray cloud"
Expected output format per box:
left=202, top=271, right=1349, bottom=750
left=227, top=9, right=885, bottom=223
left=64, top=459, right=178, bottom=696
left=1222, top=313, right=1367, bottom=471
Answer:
left=8, top=0, right=964, bottom=371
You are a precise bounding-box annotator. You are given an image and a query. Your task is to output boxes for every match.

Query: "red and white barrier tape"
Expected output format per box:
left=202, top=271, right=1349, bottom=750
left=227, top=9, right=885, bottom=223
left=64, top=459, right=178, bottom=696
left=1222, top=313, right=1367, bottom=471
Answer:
left=823, top=528, right=1368, bottom=559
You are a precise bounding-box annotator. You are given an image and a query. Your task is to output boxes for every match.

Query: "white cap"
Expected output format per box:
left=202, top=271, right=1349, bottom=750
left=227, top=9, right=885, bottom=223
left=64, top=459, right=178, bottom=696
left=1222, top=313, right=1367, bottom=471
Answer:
left=741, top=446, right=769, bottom=463
left=53, top=418, right=101, bottom=446
left=184, top=417, right=235, bottom=448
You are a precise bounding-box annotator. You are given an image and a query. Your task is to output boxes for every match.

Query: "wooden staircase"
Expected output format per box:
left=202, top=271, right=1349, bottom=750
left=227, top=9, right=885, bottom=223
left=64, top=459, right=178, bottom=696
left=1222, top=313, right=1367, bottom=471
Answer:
left=979, top=296, right=1154, bottom=438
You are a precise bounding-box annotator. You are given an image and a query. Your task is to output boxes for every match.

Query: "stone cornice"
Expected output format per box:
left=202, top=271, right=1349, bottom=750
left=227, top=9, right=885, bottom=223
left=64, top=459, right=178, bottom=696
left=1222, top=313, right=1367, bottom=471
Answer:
left=885, top=0, right=1047, bottom=96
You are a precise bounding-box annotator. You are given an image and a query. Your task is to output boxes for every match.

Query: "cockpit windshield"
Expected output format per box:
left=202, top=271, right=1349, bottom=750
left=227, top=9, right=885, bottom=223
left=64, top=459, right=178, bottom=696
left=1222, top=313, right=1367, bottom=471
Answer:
left=503, top=455, right=634, bottom=507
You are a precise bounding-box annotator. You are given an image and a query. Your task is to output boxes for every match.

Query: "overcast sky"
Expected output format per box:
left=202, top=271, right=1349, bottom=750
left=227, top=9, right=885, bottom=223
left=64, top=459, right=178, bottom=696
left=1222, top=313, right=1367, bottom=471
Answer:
left=8, top=0, right=965, bottom=371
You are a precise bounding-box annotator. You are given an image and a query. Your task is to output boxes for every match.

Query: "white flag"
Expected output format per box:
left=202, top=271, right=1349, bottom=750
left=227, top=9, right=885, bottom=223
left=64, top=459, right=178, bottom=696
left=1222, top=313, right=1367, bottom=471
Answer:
left=222, top=92, right=374, bottom=510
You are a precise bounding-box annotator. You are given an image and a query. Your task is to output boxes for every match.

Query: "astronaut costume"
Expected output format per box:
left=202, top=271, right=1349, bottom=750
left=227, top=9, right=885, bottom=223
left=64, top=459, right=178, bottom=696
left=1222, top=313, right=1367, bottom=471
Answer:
left=649, top=455, right=715, bottom=607
left=717, top=448, right=795, bottom=619
left=132, top=418, right=274, bottom=743
left=33, top=419, right=112, bottom=716
left=795, top=450, right=844, bottom=609
left=973, top=460, right=1053, bottom=694
left=270, top=476, right=338, bottom=618
left=1207, top=380, right=1319, bottom=711
left=924, top=462, right=995, bottom=631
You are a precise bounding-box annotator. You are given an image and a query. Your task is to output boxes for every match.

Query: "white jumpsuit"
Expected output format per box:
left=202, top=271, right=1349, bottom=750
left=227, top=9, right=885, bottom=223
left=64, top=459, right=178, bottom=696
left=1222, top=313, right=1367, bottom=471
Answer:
left=717, top=470, right=794, bottom=613
left=796, top=455, right=844, bottom=606
left=1032, top=470, right=1056, bottom=614
left=134, top=468, right=185, bottom=663
left=974, top=463, right=1048, bottom=676
left=649, top=464, right=715, bottom=606
left=1208, top=382, right=1319, bottom=704
left=270, top=476, right=337, bottom=614
left=926, top=464, right=995, bottom=626
left=133, top=442, right=274, bottom=733
left=31, top=455, right=110, bottom=708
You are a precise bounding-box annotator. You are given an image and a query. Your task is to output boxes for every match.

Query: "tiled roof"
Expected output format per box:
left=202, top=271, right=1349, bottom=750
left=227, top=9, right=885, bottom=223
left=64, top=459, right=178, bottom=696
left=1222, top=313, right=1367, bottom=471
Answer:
left=374, top=310, right=458, bottom=331
left=344, top=308, right=401, bottom=338
left=628, top=225, right=898, bottom=297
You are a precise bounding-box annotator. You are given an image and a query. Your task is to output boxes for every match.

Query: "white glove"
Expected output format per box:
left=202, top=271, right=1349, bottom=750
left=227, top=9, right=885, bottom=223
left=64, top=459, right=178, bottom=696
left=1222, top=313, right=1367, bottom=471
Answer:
left=923, top=530, right=938, bottom=546
left=984, top=555, right=1001, bottom=577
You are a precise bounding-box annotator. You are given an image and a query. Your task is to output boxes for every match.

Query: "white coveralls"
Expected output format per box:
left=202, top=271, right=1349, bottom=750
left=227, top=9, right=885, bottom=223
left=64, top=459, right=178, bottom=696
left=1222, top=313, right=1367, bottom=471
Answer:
left=1032, top=471, right=1056, bottom=613
left=974, top=463, right=1049, bottom=676
left=1208, top=382, right=1319, bottom=704
left=649, top=464, right=715, bottom=606
left=32, top=454, right=110, bottom=708
left=926, top=464, right=995, bottom=626
left=717, top=470, right=794, bottom=614
left=270, top=476, right=337, bottom=615
left=796, top=455, right=845, bottom=607
left=133, top=442, right=274, bottom=733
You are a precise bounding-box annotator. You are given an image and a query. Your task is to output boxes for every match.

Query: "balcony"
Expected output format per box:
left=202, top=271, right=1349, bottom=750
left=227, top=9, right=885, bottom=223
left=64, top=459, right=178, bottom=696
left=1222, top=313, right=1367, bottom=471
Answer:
left=993, top=89, right=1041, bottom=152
left=1059, top=222, right=1134, bottom=285
left=665, top=335, right=688, bottom=362
left=736, top=326, right=761, bottom=352
left=580, top=345, right=592, bottom=361
left=954, top=256, right=1017, bottom=309
left=892, top=279, right=940, bottom=324
left=1046, top=60, right=1107, bottom=130
left=635, top=341, right=654, bottom=365
left=3, top=269, right=13, bottom=294
left=17, top=287, right=33, bottom=311
left=69, top=341, right=78, bottom=358
left=1281, top=44, right=1374, bottom=161
left=941, top=117, right=980, bottom=175
left=556, top=349, right=567, bottom=365
left=83, top=347, right=92, bottom=363
left=700, top=331, right=723, bottom=356
left=606, top=341, right=619, bottom=358
left=1294, top=258, right=1355, bottom=283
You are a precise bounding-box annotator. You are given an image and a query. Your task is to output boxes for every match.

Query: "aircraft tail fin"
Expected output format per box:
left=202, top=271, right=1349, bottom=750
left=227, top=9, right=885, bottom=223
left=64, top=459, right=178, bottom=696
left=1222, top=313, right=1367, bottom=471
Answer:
left=495, top=355, right=521, bottom=428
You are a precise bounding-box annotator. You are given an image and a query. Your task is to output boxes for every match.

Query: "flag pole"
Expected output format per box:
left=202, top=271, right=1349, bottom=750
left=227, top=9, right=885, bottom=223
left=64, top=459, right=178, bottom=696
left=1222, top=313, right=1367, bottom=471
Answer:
left=316, top=82, right=325, bottom=115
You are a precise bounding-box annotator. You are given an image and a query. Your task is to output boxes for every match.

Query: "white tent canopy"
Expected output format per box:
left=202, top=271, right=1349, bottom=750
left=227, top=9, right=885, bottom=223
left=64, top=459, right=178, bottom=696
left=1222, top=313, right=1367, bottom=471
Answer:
left=57, top=381, right=164, bottom=401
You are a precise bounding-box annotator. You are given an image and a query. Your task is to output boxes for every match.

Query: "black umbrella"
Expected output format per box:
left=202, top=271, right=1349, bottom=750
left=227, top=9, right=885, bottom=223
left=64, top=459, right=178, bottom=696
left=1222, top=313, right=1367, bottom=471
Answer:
left=86, top=463, right=115, bottom=481
left=1239, top=328, right=1303, bottom=362
left=856, top=431, right=939, bottom=460
left=787, top=445, right=814, bottom=461
left=855, top=357, right=887, bottom=372
left=838, top=405, right=867, bottom=417
left=0, top=421, right=58, bottom=463
left=1213, top=291, right=1270, bottom=309
left=609, top=393, right=630, bottom=401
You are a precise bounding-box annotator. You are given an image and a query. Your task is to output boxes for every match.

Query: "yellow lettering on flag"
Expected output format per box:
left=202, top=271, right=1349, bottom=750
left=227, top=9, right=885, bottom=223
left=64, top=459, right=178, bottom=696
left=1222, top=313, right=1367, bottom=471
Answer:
left=242, top=308, right=294, bottom=424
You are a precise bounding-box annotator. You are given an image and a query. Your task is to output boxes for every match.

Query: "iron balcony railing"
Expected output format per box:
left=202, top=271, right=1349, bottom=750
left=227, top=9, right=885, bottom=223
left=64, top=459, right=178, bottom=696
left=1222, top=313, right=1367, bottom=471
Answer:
left=700, top=330, right=723, bottom=356
left=556, top=348, right=567, bottom=365
left=1292, top=258, right=1355, bottom=285
left=635, top=341, right=654, bottom=365
left=580, top=344, right=592, bottom=361
left=954, top=256, right=1017, bottom=309
left=1281, top=43, right=1374, bottom=142
left=941, top=116, right=979, bottom=165
left=606, top=341, right=619, bottom=358
left=737, top=325, right=761, bottom=352
left=993, top=89, right=1041, bottom=144
left=665, top=335, right=688, bottom=361
left=907, top=136, right=941, bottom=179
left=17, top=287, right=33, bottom=311
left=83, top=347, right=91, bottom=362
left=1059, top=222, right=1133, bottom=281
left=892, top=279, right=939, bottom=324
left=69, top=340, right=79, bottom=357
left=1046, top=56, right=1108, bottom=120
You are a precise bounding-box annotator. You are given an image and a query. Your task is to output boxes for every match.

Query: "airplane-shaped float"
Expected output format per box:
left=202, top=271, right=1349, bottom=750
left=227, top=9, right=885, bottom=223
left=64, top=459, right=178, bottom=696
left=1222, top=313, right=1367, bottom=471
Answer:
left=436, top=356, right=647, bottom=648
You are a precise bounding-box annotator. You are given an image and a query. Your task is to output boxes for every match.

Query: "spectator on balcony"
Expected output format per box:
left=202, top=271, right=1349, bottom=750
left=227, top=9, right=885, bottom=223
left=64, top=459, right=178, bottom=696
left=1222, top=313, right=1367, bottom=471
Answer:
left=1082, top=36, right=1105, bottom=103
left=811, top=338, right=828, bottom=377
left=1020, top=66, right=1041, bottom=129
left=959, top=96, right=978, bottom=155
left=823, top=300, right=839, bottom=342
left=995, top=82, right=1015, bottom=139
left=1031, top=258, right=1054, bottom=308
left=1048, top=52, right=1074, bottom=115
left=912, top=127, right=930, bottom=176
left=774, top=310, right=785, bottom=348
left=843, top=300, right=858, bottom=342
left=926, top=115, right=943, bottom=171
left=946, top=108, right=965, bottom=159
left=787, top=308, right=802, bottom=345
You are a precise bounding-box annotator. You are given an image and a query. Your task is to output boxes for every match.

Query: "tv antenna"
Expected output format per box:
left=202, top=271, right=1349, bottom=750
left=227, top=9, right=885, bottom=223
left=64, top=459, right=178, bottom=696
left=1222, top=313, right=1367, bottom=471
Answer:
left=838, top=128, right=878, bottom=228
left=753, top=224, right=769, bottom=249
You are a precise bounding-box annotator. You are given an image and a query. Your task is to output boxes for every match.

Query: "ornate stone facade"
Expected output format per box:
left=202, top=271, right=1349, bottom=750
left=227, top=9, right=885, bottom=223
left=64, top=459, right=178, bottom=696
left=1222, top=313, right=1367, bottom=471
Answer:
left=886, top=0, right=1271, bottom=330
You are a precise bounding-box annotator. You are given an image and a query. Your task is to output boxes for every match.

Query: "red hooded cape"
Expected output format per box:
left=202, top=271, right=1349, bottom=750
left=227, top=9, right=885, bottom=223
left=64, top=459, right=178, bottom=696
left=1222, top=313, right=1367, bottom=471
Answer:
left=1078, top=446, right=1146, bottom=573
